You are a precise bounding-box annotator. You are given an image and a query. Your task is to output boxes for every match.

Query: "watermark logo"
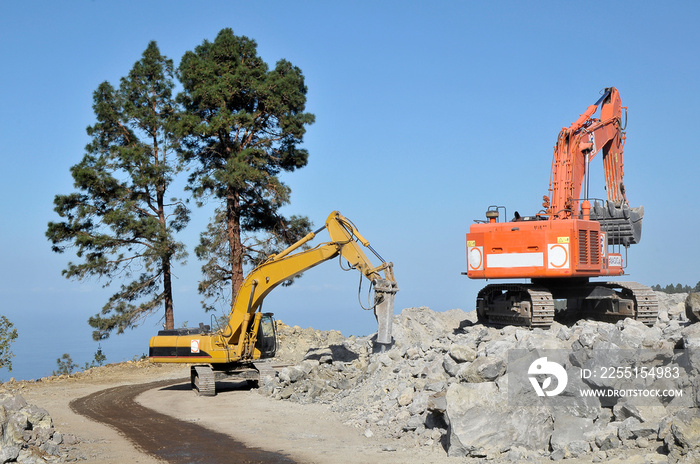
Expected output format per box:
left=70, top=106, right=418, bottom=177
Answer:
left=528, top=357, right=568, bottom=397
left=508, top=349, right=694, bottom=407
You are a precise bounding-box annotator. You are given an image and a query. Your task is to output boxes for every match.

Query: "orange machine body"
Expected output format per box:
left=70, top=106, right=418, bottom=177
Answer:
left=468, top=87, right=628, bottom=282
left=467, top=216, right=623, bottom=280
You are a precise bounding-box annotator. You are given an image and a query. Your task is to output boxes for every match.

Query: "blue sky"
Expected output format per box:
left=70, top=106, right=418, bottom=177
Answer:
left=1, top=1, right=699, bottom=380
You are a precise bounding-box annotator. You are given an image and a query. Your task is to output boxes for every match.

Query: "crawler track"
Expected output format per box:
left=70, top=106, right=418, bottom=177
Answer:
left=600, top=281, right=659, bottom=326
left=476, top=281, right=658, bottom=328
left=192, top=365, right=216, bottom=396
left=476, top=284, right=555, bottom=328
left=70, top=379, right=294, bottom=464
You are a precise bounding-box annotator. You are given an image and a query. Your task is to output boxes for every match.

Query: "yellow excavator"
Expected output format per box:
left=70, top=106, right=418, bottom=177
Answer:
left=149, top=211, right=398, bottom=396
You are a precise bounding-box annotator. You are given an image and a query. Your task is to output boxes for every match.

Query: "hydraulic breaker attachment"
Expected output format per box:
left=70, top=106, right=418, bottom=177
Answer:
left=373, top=278, right=398, bottom=345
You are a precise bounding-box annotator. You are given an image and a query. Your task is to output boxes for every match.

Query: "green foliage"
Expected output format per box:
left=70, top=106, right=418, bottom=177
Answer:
left=93, top=345, right=107, bottom=367
left=83, top=345, right=107, bottom=370
left=651, top=282, right=700, bottom=294
left=48, top=30, right=315, bottom=334
left=47, top=42, right=189, bottom=339
left=54, top=353, right=78, bottom=376
left=0, top=316, right=18, bottom=372
left=176, top=28, right=314, bottom=306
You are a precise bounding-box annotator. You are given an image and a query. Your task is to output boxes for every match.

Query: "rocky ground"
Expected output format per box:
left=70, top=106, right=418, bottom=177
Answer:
left=260, top=292, right=700, bottom=463
left=0, top=291, right=697, bottom=463
left=0, top=361, right=185, bottom=463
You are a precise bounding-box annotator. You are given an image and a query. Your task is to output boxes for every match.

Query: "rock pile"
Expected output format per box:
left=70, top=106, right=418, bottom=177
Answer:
left=261, top=292, right=700, bottom=463
left=0, top=393, right=78, bottom=463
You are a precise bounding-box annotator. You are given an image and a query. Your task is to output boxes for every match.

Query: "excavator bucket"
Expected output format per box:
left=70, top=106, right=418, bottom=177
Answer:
left=373, top=279, right=398, bottom=345
left=590, top=200, right=644, bottom=246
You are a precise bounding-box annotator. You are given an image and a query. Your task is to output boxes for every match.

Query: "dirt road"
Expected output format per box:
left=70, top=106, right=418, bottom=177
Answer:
left=137, top=378, right=460, bottom=464
left=17, top=362, right=459, bottom=464
left=71, top=379, right=294, bottom=463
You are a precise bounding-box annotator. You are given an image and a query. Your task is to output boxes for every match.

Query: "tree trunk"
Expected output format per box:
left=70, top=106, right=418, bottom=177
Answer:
left=227, top=190, right=245, bottom=304
left=162, top=256, right=174, bottom=330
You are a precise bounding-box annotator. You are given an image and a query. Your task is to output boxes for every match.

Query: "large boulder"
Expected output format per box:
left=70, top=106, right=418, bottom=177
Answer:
left=456, top=355, right=505, bottom=383
left=662, top=409, right=700, bottom=462
left=685, top=292, right=700, bottom=323
left=448, top=344, right=476, bottom=363
left=550, top=414, right=595, bottom=459
left=391, top=307, right=471, bottom=350
left=657, top=292, right=688, bottom=321
left=445, top=382, right=552, bottom=457
left=681, top=323, right=700, bottom=350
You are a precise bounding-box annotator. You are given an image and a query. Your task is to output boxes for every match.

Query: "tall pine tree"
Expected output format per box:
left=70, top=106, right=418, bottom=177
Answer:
left=177, top=28, right=315, bottom=309
left=47, top=42, right=189, bottom=339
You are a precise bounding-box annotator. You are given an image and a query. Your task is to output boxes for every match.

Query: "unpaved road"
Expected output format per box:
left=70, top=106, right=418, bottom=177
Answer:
left=136, top=378, right=461, bottom=464
left=16, top=362, right=460, bottom=464
left=71, top=379, right=293, bottom=463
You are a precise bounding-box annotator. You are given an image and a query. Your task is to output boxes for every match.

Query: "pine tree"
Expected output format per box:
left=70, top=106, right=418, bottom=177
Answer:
left=54, top=354, right=78, bottom=375
left=177, top=28, right=314, bottom=308
left=47, top=42, right=189, bottom=339
left=0, top=316, right=18, bottom=372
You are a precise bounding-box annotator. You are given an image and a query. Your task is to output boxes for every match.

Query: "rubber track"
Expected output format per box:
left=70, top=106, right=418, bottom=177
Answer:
left=476, top=281, right=658, bottom=329
left=529, top=287, right=556, bottom=328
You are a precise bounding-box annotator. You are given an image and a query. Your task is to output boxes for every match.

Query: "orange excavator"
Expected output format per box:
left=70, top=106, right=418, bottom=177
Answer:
left=466, top=87, right=657, bottom=328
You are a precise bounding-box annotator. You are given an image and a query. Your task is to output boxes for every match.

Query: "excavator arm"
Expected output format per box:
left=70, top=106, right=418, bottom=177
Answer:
left=546, top=87, right=626, bottom=217
left=222, top=211, right=397, bottom=359
left=544, top=87, right=642, bottom=246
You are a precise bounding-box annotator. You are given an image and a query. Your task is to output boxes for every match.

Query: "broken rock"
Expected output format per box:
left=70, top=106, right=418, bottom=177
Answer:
left=685, top=292, right=700, bottom=323
left=445, top=381, right=552, bottom=457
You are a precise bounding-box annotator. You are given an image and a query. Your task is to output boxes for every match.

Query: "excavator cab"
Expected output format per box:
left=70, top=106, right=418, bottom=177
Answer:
left=255, top=313, right=277, bottom=358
